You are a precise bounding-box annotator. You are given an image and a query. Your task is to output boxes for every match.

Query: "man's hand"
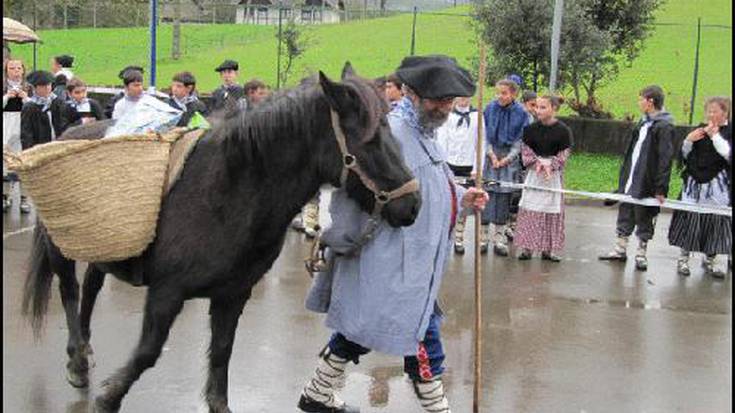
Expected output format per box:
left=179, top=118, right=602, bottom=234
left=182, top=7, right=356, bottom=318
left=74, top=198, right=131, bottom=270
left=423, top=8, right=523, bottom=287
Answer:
left=461, top=187, right=489, bottom=211
left=655, top=194, right=666, bottom=205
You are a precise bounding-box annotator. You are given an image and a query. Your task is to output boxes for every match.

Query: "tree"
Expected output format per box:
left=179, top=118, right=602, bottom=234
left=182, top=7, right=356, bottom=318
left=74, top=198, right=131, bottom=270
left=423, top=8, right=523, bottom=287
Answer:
left=276, top=18, right=310, bottom=87
left=473, top=0, right=552, bottom=92
left=473, top=0, right=663, bottom=118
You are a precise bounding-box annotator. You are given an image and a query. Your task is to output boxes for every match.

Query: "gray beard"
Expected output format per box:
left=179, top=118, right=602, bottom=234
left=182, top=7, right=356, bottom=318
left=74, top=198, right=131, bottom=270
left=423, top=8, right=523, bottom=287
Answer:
left=417, top=103, right=449, bottom=132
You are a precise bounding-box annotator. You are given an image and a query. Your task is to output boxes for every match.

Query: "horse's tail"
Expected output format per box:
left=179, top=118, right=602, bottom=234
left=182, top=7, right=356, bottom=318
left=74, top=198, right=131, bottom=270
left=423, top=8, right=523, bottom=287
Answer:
left=21, top=223, right=54, bottom=336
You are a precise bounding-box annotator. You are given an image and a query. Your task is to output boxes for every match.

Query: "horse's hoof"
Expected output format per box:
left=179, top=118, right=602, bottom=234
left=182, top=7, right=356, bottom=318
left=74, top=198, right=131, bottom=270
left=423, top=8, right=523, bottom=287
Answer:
left=208, top=398, right=233, bottom=413
left=66, top=369, right=89, bottom=388
left=94, top=396, right=120, bottom=413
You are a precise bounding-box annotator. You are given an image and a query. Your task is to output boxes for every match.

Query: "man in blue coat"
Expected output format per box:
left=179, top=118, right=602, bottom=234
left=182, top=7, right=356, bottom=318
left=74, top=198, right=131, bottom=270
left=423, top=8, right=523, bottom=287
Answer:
left=298, top=55, right=489, bottom=413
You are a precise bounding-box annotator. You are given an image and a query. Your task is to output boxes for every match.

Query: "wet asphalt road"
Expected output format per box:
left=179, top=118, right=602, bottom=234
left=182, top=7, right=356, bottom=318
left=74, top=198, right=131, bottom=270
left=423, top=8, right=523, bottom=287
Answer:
left=3, top=190, right=732, bottom=413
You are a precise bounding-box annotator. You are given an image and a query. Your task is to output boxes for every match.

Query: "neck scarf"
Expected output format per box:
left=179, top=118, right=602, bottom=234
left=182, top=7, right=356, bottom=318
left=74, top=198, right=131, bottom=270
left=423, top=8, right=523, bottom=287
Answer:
left=30, top=92, right=57, bottom=112
left=453, top=106, right=476, bottom=128
left=173, top=94, right=199, bottom=110
left=485, top=100, right=527, bottom=147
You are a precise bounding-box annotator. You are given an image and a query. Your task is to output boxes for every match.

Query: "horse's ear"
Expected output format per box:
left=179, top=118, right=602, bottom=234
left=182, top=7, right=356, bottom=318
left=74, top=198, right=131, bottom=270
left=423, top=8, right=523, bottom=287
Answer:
left=341, top=62, right=356, bottom=80
left=319, top=70, right=349, bottom=111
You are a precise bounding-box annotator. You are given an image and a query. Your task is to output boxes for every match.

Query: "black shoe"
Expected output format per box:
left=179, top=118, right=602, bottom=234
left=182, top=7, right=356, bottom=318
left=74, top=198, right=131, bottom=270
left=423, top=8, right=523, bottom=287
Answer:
left=480, top=243, right=488, bottom=255
left=598, top=251, right=627, bottom=262
left=634, top=256, right=648, bottom=271
left=517, top=250, right=532, bottom=260
left=298, top=394, right=359, bottom=413
left=541, top=252, right=562, bottom=262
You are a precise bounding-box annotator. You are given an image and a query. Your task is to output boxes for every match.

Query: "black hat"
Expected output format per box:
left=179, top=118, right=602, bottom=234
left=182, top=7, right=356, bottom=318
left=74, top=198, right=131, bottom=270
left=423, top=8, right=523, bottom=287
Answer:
left=215, top=60, right=239, bottom=72
left=26, top=70, right=56, bottom=87
left=395, top=55, right=475, bottom=99
left=55, top=54, right=74, bottom=68
left=118, top=65, right=145, bottom=80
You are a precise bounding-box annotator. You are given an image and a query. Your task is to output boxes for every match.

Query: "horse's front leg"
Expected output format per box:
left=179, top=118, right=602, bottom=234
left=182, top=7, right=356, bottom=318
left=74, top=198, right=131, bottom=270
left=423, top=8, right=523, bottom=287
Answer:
left=205, top=292, right=250, bottom=413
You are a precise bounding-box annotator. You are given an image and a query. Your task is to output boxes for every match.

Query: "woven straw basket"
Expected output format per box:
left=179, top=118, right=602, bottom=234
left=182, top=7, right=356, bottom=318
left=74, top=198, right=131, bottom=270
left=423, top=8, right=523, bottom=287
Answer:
left=3, top=130, right=187, bottom=262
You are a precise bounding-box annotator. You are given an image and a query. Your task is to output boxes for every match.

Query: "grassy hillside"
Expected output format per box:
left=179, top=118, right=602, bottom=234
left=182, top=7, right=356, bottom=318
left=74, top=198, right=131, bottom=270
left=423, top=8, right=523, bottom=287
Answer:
left=9, top=0, right=731, bottom=124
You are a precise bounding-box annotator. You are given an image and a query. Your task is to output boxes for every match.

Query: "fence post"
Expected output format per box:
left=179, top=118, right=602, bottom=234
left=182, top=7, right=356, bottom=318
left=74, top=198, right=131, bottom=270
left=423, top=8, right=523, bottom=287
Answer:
left=276, top=7, right=283, bottom=89
left=149, top=0, right=157, bottom=92
left=688, top=17, right=702, bottom=125
left=32, top=1, right=37, bottom=71
left=410, top=6, right=417, bottom=56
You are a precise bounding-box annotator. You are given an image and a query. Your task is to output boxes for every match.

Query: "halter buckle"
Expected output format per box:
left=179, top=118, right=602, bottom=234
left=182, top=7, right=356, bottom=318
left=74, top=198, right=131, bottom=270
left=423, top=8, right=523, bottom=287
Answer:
left=343, top=154, right=356, bottom=168
left=375, top=191, right=390, bottom=204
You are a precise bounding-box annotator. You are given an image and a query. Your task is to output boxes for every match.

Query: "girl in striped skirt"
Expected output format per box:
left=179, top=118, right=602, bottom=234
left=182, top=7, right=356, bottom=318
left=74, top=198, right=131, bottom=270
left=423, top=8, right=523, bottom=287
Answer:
left=514, top=95, right=572, bottom=261
left=668, top=97, right=732, bottom=279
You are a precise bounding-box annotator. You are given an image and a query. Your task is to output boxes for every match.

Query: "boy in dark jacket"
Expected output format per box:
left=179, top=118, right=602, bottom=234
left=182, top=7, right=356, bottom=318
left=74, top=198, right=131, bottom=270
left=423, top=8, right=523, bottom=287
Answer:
left=209, top=60, right=245, bottom=113
left=19, top=70, right=67, bottom=212
left=165, top=71, right=208, bottom=126
left=599, top=85, right=675, bottom=270
left=63, top=77, right=106, bottom=128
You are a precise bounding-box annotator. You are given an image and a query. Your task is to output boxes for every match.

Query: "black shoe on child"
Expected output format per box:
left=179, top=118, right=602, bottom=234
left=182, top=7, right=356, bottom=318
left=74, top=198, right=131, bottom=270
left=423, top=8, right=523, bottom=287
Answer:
left=541, top=252, right=562, bottom=262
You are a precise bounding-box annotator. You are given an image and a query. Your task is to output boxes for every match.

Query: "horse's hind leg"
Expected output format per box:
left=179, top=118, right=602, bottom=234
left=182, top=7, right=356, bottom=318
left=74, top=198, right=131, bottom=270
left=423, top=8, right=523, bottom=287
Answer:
left=94, top=288, right=184, bottom=413
left=80, top=265, right=106, bottom=367
left=205, top=292, right=250, bottom=413
left=52, top=255, right=88, bottom=388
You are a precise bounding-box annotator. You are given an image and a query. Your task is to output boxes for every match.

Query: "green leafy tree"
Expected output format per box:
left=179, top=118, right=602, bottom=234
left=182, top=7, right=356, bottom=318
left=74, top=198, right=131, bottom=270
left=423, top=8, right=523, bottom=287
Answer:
left=276, top=19, right=310, bottom=87
left=474, top=0, right=663, bottom=118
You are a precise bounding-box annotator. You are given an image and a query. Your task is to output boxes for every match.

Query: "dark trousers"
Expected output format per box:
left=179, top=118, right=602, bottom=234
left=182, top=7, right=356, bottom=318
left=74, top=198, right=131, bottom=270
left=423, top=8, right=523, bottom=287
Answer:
left=616, top=203, right=659, bottom=242
left=482, top=192, right=512, bottom=225
left=328, top=312, right=445, bottom=382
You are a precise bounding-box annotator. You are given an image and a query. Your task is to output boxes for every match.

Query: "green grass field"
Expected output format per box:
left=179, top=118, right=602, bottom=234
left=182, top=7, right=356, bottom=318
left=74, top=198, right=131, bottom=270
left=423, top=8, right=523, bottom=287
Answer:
left=565, top=152, right=683, bottom=197
left=10, top=0, right=731, bottom=124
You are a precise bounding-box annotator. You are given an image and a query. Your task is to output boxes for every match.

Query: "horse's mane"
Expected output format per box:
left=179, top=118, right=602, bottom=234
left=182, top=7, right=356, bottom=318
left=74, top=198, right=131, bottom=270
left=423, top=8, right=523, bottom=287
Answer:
left=216, top=73, right=388, bottom=175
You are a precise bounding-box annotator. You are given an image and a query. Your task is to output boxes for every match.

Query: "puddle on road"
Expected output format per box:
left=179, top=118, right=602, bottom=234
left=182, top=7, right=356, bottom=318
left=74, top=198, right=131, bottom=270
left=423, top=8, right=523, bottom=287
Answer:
left=553, top=295, right=730, bottom=315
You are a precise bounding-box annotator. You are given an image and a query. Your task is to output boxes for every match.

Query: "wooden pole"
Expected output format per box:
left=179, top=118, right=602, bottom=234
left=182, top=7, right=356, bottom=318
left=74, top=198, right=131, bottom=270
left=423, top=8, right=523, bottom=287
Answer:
left=473, top=43, right=487, bottom=413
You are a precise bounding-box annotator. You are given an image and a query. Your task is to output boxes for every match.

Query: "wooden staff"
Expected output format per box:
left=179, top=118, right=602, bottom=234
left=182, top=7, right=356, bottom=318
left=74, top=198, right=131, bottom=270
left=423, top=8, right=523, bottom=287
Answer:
left=473, top=43, right=487, bottom=413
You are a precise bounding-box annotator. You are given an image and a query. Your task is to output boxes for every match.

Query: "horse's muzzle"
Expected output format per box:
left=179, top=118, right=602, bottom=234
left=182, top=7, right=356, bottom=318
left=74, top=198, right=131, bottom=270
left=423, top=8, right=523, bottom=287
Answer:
left=383, top=191, right=421, bottom=227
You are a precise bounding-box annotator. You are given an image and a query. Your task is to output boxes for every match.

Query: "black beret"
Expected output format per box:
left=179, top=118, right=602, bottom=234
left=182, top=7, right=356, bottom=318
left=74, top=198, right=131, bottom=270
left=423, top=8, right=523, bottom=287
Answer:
left=118, top=65, right=145, bottom=79
left=26, top=70, right=56, bottom=86
left=55, top=54, right=74, bottom=68
left=215, top=60, right=239, bottom=72
left=395, top=55, right=475, bottom=99
left=53, top=73, right=68, bottom=88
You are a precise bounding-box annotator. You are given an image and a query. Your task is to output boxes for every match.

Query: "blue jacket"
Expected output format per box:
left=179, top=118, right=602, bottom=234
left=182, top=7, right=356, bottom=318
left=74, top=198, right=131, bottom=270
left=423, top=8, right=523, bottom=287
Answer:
left=305, top=97, right=466, bottom=356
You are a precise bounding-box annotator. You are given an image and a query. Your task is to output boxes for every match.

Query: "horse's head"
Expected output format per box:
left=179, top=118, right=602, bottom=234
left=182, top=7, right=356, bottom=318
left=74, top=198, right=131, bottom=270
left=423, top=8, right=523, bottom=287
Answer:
left=318, top=63, right=421, bottom=228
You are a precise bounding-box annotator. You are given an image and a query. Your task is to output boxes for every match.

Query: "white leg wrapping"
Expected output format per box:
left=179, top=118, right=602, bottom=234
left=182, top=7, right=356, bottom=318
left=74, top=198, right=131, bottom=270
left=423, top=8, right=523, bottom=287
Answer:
left=302, top=351, right=348, bottom=408
left=413, top=377, right=451, bottom=413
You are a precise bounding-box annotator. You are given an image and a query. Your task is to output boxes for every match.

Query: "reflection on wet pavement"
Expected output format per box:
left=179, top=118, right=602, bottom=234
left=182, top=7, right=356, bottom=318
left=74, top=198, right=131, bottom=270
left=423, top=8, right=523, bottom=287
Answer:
left=3, top=200, right=731, bottom=412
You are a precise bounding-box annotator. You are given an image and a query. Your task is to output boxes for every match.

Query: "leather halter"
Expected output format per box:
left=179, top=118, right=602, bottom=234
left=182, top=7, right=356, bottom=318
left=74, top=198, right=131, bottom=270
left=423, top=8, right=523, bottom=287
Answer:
left=304, top=110, right=420, bottom=277
left=329, top=109, right=419, bottom=216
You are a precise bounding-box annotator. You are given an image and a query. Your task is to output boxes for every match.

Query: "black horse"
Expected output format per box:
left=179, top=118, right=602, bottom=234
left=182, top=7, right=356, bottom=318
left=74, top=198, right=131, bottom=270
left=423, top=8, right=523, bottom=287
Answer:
left=22, top=63, right=421, bottom=413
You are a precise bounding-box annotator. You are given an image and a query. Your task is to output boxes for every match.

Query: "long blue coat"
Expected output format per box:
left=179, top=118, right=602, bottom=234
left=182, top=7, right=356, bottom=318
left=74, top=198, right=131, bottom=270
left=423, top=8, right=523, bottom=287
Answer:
left=305, top=97, right=466, bottom=356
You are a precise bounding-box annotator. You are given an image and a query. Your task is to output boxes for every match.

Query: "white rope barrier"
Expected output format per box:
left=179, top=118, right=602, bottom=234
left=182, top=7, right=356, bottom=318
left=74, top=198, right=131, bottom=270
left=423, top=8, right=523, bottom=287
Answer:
left=456, top=179, right=732, bottom=217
